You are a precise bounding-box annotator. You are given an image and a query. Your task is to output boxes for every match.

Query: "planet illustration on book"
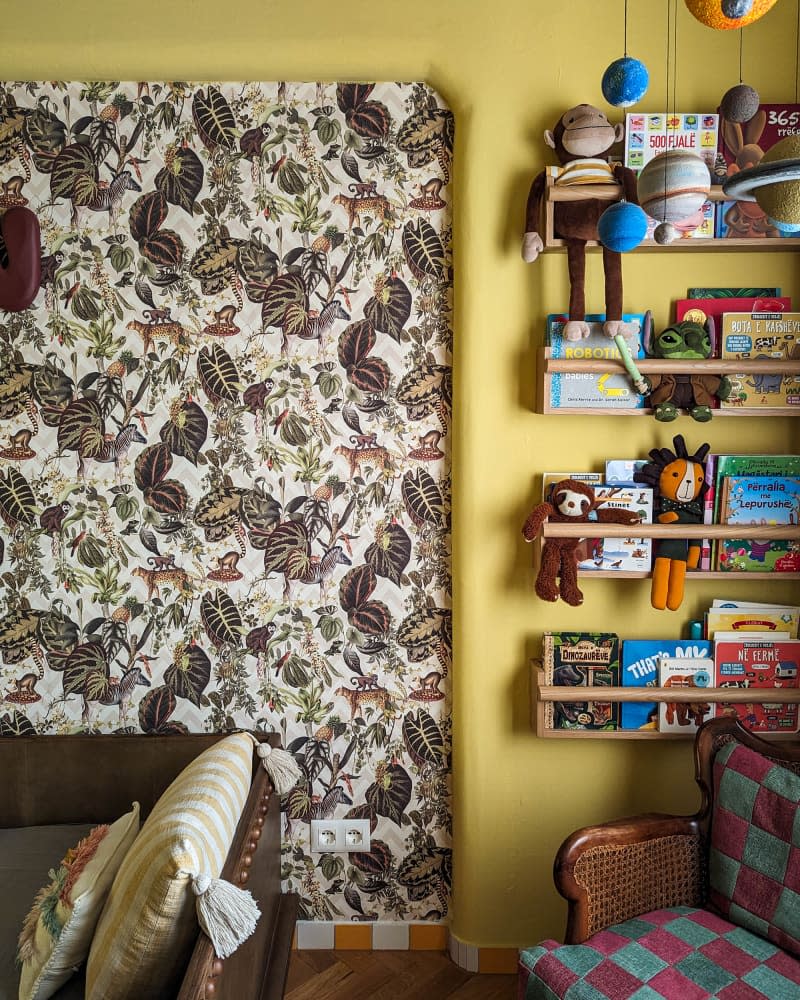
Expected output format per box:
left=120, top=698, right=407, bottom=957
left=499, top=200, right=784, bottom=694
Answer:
left=694, top=669, right=711, bottom=687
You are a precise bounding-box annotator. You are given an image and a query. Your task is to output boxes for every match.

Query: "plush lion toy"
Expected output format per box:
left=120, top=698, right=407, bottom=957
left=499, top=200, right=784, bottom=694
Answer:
left=522, top=479, right=642, bottom=606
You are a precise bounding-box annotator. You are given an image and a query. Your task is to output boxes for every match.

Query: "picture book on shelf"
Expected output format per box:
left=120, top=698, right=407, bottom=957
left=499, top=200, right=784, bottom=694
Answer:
left=675, top=298, right=791, bottom=356
left=625, top=112, right=718, bottom=239
left=546, top=315, right=646, bottom=410
left=577, top=485, right=653, bottom=573
left=625, top=112, right=719, bottom=173
left=716, top=102, right=800, bottom=240
left=542, top=632, right=620, bottom=731
left=712, top=454, right=800, bottom=523
left=715, top=638, right=800, bottom=734
left=687, top=288, right=781, bottom=299
left=621, top=639, right=712, bottom=730
left=658, top=655, right=715, bottom=733
left=541, top=472, right=604, bottom=503
left=705, top=605, right=800, bottom=639
left=605, top=459, right=647, bottom=485
left=719, top=475, right=800, bottom=525
left=719, top=312, right=800, bottom=409
left=700, top=451, right=716, bottom=571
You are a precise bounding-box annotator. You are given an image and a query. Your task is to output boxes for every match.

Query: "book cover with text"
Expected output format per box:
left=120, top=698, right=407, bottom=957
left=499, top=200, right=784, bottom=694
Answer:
left=658, top=656, right=715, bottom=733
left=542, top=632, right=620, bottom=731
left=621, top=639, right=712, bottom=730
left=719, top=312, right=800, bottom=409
left=715, top=638, right=800, bottom=733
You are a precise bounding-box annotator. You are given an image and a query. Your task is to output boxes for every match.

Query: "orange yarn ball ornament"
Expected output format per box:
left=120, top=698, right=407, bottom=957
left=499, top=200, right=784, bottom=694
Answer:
left=684, top=0, right=778, bottom=29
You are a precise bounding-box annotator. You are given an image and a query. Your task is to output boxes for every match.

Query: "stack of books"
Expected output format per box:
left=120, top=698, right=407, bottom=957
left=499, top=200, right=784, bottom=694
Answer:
left=542, top=604, right=799, bottom=733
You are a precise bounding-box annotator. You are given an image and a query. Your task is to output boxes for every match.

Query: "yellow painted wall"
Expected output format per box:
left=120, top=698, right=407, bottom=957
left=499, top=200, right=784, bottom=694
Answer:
left=9, top=0, right=799, bottom=950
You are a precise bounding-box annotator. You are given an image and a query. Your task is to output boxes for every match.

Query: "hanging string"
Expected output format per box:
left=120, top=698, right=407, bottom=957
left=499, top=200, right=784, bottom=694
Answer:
left=739, top=28, right=744, bottom=84
left=624, top=0, right=629, bottom=57
left=795, top=0, right=799, bottom=103
left=664, top=0, right=670, bottom=196
left=672, top=0, right=678, bottom=122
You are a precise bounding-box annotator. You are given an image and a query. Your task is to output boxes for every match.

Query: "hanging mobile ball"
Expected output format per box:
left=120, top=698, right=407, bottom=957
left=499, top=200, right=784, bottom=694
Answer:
left=601, top=56, right=650, bottom=108
left=684, top=0, right=778, bottom=30
left=720, top=83, right=760, bottom=122
left=597, top=201, right=649, bottom=252
left=637, top=150, right=711, bottom=233
left=654, top=222, right=679, bottom=244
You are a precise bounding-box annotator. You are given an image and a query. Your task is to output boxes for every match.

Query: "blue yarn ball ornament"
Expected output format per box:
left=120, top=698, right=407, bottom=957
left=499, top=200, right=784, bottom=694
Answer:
left=598, top=201, right=648, bottom=252
left=601, top=56, right=650, bottom=108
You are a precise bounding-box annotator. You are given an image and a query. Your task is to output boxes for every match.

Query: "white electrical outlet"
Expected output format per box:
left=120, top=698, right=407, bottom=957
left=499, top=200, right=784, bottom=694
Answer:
left=343, top=818, right=371, bottom=851
left=310, top=818, right=371, bottom=853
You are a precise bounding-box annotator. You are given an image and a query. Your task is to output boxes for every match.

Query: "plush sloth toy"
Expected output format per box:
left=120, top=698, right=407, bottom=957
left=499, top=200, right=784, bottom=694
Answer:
left=522, top=104, right=639, bottom=343
left=522, top=478, right=642, bottom=606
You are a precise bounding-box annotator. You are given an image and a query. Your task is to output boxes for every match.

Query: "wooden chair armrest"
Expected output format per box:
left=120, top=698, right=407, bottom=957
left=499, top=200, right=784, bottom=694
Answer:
left=554, top=813, right=704, bottom=944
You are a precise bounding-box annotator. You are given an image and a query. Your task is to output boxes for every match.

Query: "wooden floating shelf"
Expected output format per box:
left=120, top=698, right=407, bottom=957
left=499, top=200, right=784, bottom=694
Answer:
left=541, top=524, right=800, bottom=540
left=537, top=685, right=800, bottom=705
left=537, top=348, right=800, bottom=417
left=531, top=668, right=800, bottom=741
left=573, top=569, right=800, bottom=581
left=541, top=175, right=800, bottom=251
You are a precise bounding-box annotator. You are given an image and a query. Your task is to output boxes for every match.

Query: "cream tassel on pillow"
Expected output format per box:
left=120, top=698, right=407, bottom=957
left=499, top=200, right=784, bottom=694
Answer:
left=192, top=873, right=261, bottom=959
left=253, top=740, right=302, bottom=794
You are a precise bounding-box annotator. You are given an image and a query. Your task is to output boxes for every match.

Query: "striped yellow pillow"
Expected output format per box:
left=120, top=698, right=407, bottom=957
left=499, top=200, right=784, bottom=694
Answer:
left=85, top=733, right=254, bottom=1000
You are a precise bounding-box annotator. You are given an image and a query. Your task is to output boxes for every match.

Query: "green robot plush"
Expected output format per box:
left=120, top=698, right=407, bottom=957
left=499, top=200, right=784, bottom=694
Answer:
left=615, top=312, right=732, bottom=421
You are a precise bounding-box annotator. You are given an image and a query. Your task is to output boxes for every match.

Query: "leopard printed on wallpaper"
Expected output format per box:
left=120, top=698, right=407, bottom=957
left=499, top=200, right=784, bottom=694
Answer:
left=0, top=81, right=452, bottom=922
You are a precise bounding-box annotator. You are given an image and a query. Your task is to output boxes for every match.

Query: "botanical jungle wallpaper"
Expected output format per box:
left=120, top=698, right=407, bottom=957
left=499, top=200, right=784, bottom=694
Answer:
left=0, top=81, right=452, bottom=922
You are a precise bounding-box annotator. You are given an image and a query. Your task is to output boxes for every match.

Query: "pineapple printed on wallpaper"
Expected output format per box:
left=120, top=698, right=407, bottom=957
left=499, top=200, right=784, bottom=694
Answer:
left=0, top=80, right=453, bottom=922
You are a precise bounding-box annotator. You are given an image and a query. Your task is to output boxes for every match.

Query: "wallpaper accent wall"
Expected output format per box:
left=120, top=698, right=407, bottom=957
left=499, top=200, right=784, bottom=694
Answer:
left=0, top=81, right=452, bottom=922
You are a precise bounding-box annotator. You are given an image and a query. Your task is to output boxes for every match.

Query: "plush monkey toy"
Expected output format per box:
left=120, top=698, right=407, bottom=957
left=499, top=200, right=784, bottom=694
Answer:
left=634, top=435, right=710, bottom=611
left=522, top=478, right=642, bottom=606
left=522, top=104, right=639, bottom=342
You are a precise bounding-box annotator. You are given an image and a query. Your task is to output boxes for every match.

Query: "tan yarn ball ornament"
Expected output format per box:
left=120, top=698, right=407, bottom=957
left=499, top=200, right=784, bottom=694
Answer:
left=754, top=135, right=800, bottom=225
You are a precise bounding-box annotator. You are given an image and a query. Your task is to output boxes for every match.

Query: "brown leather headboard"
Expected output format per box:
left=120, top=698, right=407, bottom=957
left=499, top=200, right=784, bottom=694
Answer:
left=0, top=732, right=278, bottom=827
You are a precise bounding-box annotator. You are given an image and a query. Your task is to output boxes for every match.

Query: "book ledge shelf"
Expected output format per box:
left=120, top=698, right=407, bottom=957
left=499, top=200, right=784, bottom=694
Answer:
left=541, top=177, right=800, bottom=251
left=531, top=665, right=800, bottom=740
left=535, top=524, right=800, bottom=581
left=537, top=348, right=800, bottom=417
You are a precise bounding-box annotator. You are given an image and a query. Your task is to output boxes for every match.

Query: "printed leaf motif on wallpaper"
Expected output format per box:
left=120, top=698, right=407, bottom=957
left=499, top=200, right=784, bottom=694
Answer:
left=0, top=79, right=452, bottom=923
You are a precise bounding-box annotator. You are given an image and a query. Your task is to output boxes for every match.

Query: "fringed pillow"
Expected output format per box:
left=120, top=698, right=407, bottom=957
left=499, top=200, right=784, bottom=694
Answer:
left=85, top=733, right=259, bottom=1000
left=17, top=804, right=140, bottom=1000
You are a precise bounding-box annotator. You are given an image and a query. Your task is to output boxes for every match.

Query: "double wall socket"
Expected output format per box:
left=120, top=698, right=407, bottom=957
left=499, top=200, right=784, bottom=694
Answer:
left=310, top=818, right=371, bottom=854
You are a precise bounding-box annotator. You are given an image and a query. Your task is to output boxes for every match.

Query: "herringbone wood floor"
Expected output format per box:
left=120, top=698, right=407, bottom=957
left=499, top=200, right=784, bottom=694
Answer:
left=286, top=950, right=517, bottom=999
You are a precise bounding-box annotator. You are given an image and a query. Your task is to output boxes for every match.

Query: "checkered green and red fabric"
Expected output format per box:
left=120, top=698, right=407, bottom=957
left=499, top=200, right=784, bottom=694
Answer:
left=517, top=906, right=800, bottom=999
left=709, top=741, right=800, bottom=958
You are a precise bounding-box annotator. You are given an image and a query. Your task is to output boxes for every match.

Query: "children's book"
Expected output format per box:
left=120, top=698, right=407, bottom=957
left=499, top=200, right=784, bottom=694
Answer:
left=688, top=288, right=781, bottom=298
left=715, top=472, right=800, bottom=573
left=541, top=472, right=604, bottom=503
left=674, top=298, right=791, bottom=359
left=625, top=112, right=718, bottom=239
left=705, top=605, right=800, bottom=639
left=657, top=656, right=715, bottom=733
left=720, top=475, right=800, bottom=525
left=542, top=632, right=620, bottom=731
left=700, top=451, right=716, bottom=571
left=716, top=102, right=800, bottom=239
left=577, top=485, right=653, bottom=573
left=625, top=112, right=719, bottom=173
left=718, top=312, right=800, bottom=409
left=715, top=638, right=800, bottom=733
left=713, top=456, right=800, bottom=521
left=605, top=459, right=647, bottom=485
left=546, top=315, right=646, bottom=410
left=621, top=639, right=712, bottom=730
left=547, top=313, right=645, bottom=359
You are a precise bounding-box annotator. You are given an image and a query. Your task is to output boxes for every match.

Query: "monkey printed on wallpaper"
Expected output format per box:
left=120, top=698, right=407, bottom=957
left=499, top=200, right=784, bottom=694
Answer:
left=0, top=81, right=453, bottom=923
